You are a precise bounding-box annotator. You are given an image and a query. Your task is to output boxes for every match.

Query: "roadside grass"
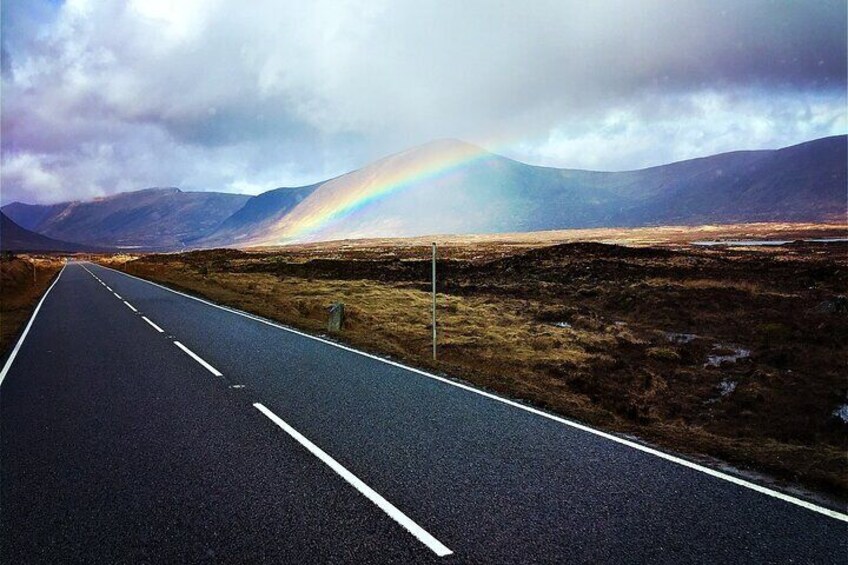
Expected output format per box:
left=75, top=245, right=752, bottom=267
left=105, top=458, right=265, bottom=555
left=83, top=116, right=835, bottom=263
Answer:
left=0, top=255, right=64, bottom=356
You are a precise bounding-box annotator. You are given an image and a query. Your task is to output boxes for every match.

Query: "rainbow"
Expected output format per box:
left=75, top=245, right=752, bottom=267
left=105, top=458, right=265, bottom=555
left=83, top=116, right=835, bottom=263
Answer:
left=268, top=140, right=493, bottom=243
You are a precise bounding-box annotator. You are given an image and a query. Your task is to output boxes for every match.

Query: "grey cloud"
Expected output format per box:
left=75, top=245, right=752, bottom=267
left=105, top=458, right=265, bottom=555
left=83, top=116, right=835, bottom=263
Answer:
left=1, top=0, right=845, bottom=204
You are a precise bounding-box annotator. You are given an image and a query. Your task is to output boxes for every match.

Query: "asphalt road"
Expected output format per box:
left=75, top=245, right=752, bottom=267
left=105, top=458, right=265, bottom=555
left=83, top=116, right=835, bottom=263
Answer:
left=2, top=261, right=845, bottom=563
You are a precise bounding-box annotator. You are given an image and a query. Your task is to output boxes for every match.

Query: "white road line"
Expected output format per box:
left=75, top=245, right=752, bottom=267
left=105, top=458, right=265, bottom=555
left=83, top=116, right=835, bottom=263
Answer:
left=0, top=263, right=67, bottom=389
left=114, top=293, right=122, bottom=299
left=141, top=316, right=165, bottom=333
left=92, top=263, right=848, bottom=523
left=173, top=341, right=223, bottom=377
left=253, top=403, right=453, bottom=557
left=123, top=301, right=138, bottom=313
left=106, top=286, right=112, bottom=291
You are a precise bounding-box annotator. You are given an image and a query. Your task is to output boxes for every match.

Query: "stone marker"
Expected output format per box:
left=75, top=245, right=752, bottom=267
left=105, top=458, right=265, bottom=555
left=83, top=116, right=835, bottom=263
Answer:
left=328, top=302, right=345, bottom=332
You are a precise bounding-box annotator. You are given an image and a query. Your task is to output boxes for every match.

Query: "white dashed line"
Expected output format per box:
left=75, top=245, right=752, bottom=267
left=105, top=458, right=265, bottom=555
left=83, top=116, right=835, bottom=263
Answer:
left=106, top=286, right=112, bottom=291
left=114, top=293, right=122, bottom=299
left=123, top=301, right=138, bottom=313
left=254, top=403, right=453, bottom=557
left=142, top=316, right=164, bottom=333
left=173, top=341, right=223, bottom=377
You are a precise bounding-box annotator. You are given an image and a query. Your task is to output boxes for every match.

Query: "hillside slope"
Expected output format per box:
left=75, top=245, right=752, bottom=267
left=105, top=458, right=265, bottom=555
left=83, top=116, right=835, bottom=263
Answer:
left=0, top=212, right=102, bottom=252
left=245, top=135, right=846, bottom=245
left=5, top=136, right=845, bottom=249
left=199, top=183, right=321, bottom=247
left=3, top=188, right=249, bottom=249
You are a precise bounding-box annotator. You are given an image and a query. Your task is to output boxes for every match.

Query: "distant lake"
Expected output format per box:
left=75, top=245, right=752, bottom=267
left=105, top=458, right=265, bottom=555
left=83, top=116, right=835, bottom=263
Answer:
left=691, top=237, right=848, bottom=247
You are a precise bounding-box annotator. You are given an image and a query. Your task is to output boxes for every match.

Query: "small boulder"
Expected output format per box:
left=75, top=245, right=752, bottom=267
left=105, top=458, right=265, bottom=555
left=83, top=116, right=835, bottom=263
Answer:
left=328, top=302, right=345, bottom=332
left=814, top=295, right=848, bottom=315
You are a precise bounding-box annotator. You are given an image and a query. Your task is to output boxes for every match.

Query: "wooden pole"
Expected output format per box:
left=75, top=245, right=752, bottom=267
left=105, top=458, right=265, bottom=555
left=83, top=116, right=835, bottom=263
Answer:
left=432, top=242, right=437, bottom=361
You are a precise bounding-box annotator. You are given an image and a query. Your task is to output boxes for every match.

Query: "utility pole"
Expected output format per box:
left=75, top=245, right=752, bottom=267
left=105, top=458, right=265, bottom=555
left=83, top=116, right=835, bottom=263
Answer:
left=432, top=242, right=437, bottom=361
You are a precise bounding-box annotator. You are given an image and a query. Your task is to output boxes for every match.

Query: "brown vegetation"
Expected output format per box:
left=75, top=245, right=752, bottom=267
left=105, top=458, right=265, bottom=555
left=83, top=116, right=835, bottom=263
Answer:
left=0, top=254, right=64, bottom=355
left=102, top=223, right=847, bottom=501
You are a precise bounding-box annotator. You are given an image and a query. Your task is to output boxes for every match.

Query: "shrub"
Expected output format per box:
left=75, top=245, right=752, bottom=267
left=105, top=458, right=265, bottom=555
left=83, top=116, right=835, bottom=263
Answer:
left=647, top=346, right=681, bottom=361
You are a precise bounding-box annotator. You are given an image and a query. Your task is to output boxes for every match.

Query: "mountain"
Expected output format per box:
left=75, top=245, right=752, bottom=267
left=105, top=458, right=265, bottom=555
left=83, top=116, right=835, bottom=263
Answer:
left=240, top=135, right=846, bottom=246
left=5, top=136, right=845, bottom=249
left=0, top=212, right=103, bottom=252
left=198, top=183, right=321, bottom=247
left=2, top=188, right=250, bottom=250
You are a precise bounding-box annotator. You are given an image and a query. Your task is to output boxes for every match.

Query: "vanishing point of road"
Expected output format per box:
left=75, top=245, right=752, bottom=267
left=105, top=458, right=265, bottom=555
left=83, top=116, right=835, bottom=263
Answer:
left=1, top=262, right=845, bottom=563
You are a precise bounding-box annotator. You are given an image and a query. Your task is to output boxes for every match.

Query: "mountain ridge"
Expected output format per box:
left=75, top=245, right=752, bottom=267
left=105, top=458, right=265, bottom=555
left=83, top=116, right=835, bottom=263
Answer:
left=3, top=188, right=250, bottom=250
left=4, top=135, right=845, bottom=249
left=0, top=212, right=107, bottom=252
left=240, top=135, right=845, bottom=246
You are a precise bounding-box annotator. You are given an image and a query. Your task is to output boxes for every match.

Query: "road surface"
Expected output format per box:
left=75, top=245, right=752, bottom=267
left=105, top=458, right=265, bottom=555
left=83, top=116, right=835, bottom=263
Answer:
left=1, top=262, right=845, bottom=563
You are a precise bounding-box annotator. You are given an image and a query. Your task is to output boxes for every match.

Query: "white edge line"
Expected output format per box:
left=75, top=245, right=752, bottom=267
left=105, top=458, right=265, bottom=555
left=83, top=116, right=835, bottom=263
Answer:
left=123, top=300, right=138, bottom=313
left=92, top=263, right=848, bottom=522
left=0, top=263, right=67, bottom=389
left=253, top=403, right=452, bottom=556
left=173, top=340, right=223, bottom=377
left=141, top=316, right=165, bottom=333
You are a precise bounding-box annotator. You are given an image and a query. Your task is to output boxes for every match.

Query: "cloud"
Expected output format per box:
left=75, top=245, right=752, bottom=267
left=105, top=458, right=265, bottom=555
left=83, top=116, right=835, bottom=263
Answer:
left=1, top=153, right=63, bottom=203
left=1, top=0, right=845, bottom=204
left=508, top=89, right=848, bottom=171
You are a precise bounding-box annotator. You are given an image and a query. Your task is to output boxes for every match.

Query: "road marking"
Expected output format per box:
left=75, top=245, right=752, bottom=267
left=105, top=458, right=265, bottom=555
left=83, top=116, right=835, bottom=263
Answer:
left=92, top=263, right=848, bottom=522
left=253, top=403, right=453, bottom=557
left=123, top=301, right=138, bottom=313
left=0, top=263, right=67, bottom=389
left=173, top=341, right=223, bottom=377
left=141, top=316, right=165, bottom=333
left=106, top=286, right=112, bottom=291
left=114, top=293, right=122, bottom=299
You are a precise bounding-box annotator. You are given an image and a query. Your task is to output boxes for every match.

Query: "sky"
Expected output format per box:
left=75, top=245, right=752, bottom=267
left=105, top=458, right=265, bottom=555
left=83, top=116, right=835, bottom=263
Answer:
left=1, top=0, right=846, bottom=205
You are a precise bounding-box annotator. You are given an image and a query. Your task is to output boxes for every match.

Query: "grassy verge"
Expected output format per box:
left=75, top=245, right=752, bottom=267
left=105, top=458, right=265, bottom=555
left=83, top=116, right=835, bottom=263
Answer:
left=1, top=255, right=64, bottom=357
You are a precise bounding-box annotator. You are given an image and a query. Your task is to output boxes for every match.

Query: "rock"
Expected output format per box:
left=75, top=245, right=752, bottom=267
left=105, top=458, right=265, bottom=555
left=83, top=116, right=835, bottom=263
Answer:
left=328, top=302, right=345, bottom=332
left=814, top=295, right=848, bottom=314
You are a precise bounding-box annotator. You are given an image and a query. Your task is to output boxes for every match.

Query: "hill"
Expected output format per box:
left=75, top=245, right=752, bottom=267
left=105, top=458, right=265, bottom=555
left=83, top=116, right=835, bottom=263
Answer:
left=3, top=187, right=249, bottom=249
left=5, top=136, right=845, bottom=249
left=241, top=135, right=847, bottom=246
left=0, top=212, right=102, bottom=252
left=198, top=183, right=321, bottom=247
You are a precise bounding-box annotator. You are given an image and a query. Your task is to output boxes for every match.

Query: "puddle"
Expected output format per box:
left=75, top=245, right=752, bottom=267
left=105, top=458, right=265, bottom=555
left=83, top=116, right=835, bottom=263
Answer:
left=706, top=379, right=738, bottom=404
left=691, top=237, right=848, bottom=247
left=663, top=331, right=697, bottom=344
left=551, top=321, right=572, bottom=328
left=705, top=346, right=750, bottom=367
left=718, top=380, right=737, bottom=396
left=692, top=240, right=790, bottom=247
